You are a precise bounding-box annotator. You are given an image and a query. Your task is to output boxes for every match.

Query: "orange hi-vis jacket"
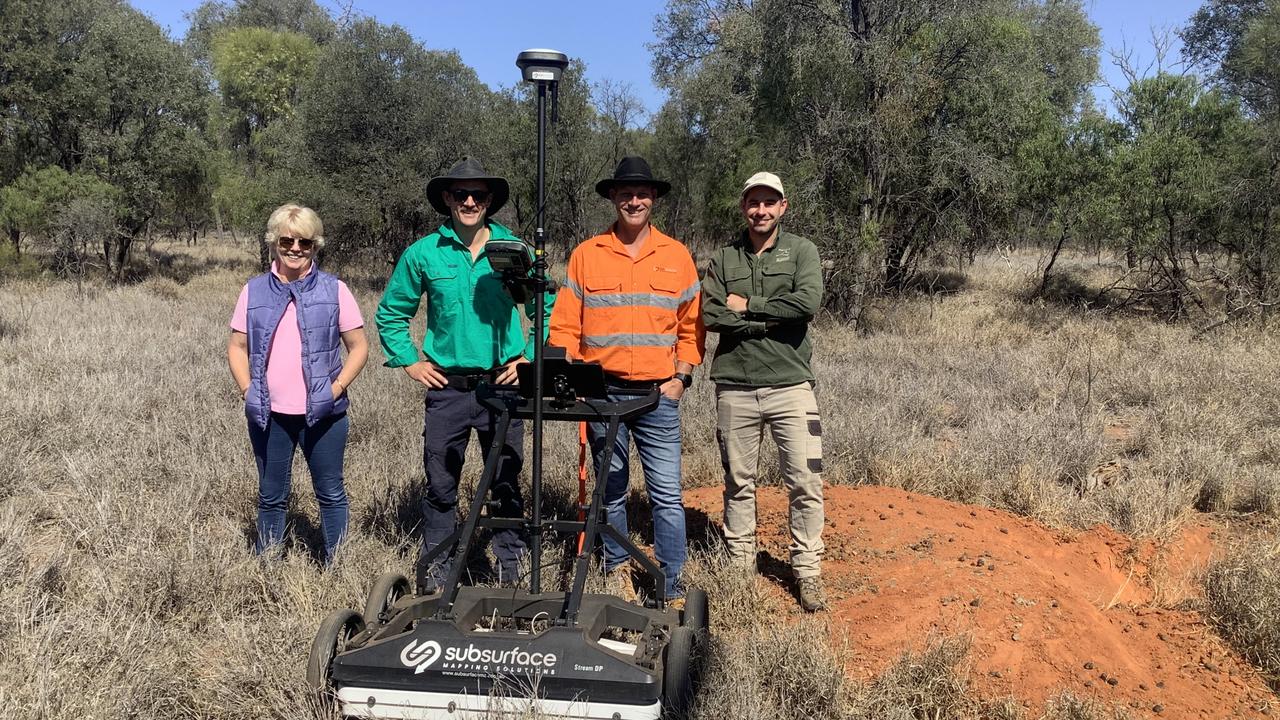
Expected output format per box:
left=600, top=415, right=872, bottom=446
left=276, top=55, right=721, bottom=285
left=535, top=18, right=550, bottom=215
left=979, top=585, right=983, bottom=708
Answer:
left=550, top=225, right=705, bottom=381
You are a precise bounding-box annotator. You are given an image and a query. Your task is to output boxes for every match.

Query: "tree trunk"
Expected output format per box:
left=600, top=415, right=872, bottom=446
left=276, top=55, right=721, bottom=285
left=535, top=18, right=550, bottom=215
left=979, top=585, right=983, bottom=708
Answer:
left=1036, top=223, right=1069, bottom=298
left=114, top=235, right=132, bottom=283
left=8, top=227, right=18, bottom=256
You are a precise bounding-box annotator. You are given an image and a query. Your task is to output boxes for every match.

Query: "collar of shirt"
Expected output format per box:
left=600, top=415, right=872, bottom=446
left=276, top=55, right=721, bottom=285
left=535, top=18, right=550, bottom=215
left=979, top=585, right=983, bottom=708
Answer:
left=737, top=227, right=791, bottom=255
left=270, top=259, right=314, bottom=283
left=595, top=223, right=674, bottom=261
left=434, top=219, right=519, bottom=257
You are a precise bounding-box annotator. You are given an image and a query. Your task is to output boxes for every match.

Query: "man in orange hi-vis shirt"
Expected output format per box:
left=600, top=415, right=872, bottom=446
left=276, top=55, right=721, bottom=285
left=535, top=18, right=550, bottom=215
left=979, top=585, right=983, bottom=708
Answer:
left=550, top=156, right=705, bottom=606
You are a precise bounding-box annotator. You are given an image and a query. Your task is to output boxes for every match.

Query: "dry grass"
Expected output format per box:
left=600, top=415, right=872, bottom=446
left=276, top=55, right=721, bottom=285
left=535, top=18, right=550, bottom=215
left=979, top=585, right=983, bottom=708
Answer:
left=1204, top=538, right=1280, bottom=690
left=1042, top=691, right=1136, bottom=720
left=787, top=252, right=1280, bottom=537
left=1, top=239, right=1278, bottom=716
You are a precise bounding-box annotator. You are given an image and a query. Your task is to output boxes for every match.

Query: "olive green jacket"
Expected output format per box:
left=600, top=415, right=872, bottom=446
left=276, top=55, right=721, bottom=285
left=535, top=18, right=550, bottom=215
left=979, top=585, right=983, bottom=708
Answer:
left=702, top=229, right=823, bottom=386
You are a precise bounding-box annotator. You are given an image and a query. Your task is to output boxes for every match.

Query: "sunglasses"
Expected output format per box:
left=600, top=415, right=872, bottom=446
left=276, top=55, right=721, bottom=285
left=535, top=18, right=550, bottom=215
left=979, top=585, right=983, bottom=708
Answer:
left=277, top=236, right=314, bottom=251
left=448, top=188, right=492, bottom=203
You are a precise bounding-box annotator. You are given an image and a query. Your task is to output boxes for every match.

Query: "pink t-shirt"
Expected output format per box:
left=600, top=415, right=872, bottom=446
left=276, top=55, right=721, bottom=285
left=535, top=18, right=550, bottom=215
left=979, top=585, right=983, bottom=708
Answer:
left=230, top=266, right=364, bottom=415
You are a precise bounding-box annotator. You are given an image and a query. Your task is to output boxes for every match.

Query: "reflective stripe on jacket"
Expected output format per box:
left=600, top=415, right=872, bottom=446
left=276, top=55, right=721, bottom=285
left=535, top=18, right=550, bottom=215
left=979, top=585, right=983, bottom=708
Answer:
left=549, top=225, right=705, bottom=380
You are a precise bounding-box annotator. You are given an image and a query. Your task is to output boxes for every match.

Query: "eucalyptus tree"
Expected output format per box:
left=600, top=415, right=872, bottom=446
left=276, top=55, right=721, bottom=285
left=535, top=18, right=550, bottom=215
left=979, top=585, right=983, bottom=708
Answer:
left=1183, top=0, right=1280, bottom=118
left=295, top=19, right=498, bottom=259
left=185, top=0, right=335, bottom=71
left=1183, top=0, right=1280, bottom=316
left=0, top=166, right=118, bottom=257
left=1112, top=73, right=1243, bottom=317
left=0, top=0, right=209, bottom=278
left=650, top=0, right=1100, bottom=317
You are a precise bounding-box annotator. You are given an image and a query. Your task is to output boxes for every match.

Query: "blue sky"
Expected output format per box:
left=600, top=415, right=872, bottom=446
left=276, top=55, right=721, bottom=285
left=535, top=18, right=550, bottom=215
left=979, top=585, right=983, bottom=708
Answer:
left=131, top=0, right=1209, bottom=120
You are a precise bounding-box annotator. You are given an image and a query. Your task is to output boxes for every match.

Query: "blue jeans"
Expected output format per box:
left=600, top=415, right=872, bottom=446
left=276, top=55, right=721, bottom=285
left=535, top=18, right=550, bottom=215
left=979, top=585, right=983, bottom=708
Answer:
left=589, top=395, right=686, bottom=598
left=248, top=412, right=350, bottom=564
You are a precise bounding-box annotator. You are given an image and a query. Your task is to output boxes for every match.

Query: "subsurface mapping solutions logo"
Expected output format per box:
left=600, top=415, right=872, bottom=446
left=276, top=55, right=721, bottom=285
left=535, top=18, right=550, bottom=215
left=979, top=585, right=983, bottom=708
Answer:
left=399, top=639, right=561, bottom=674
left=400, top=639, right=443, bottom=674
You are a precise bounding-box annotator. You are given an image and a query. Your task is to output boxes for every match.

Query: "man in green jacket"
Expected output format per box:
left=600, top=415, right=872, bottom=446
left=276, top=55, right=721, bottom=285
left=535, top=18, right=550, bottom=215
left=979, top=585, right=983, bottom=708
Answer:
left=701, top=171, right=827, bottom=612
left=375, top=157, right=553, bottom=593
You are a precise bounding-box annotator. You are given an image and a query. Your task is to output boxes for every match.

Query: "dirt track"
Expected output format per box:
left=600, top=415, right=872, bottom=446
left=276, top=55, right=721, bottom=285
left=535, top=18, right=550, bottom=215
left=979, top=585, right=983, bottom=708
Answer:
left=683, top=484, right=1276, bottom=718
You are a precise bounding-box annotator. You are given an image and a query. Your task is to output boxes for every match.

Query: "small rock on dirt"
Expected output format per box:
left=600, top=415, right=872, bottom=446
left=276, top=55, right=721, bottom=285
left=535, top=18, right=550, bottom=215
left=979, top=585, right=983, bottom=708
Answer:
left=970, top=598, right=982, bottom=607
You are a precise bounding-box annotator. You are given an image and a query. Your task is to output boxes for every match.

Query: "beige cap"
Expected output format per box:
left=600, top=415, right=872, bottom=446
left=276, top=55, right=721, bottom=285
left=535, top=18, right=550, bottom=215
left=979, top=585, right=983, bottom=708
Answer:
left=741, top=171, right=785, bottom=199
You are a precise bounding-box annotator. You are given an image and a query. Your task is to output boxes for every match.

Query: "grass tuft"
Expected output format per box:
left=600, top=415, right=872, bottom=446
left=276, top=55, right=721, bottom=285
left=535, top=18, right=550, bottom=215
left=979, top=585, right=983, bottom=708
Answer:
left=1204, top=539, right=1280, bottom=690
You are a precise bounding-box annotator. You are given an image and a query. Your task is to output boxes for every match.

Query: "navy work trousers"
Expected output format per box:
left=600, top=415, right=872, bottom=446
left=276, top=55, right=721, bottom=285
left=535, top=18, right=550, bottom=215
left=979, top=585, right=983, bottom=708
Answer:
left=420, top=385, right=526, bottom=586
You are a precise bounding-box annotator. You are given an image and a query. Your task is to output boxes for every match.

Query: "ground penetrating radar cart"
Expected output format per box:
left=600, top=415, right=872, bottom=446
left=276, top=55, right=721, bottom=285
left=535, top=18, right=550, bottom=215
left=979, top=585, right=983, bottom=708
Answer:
left=304, top=49, right=709, bottom=720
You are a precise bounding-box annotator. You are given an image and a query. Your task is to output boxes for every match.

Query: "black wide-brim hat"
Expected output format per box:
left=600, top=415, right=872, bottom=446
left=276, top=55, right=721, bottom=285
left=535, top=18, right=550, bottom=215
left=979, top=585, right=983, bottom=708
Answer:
left=594, top=156, right=671, bottom=199
left=426, top=157, right=510, bottom=216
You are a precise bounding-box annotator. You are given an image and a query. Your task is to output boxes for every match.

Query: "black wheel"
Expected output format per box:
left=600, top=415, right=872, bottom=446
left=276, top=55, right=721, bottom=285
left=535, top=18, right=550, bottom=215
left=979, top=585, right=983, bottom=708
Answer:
left=306, top=609, right=364, bottom=693
left=661, top=625, right=696, bottom=719
left=362, top=572, right=410, bottom=625
left=681, top=587, right=709, bottom=637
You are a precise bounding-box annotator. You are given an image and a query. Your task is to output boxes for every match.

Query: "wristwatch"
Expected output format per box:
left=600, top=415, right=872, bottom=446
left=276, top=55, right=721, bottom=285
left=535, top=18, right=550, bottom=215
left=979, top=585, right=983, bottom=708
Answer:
left=674, top=372, right=693, bottom=389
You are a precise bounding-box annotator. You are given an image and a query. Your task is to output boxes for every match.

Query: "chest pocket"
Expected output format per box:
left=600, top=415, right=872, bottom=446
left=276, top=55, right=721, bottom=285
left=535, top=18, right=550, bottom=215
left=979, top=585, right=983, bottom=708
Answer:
left=584, top=276, right=622, bottom=294
left=761, top=261, right=796, bottom=295
left=723, top=265, right=753, bottom=296
left=649, top=272, right=681, bottom=296
left=425, top=263, right=460, bottom=315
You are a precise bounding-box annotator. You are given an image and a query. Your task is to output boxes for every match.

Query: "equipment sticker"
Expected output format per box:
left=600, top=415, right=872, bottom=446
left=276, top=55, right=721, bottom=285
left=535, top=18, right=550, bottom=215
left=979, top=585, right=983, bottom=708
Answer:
left=400, top=640, right=560, bottom=676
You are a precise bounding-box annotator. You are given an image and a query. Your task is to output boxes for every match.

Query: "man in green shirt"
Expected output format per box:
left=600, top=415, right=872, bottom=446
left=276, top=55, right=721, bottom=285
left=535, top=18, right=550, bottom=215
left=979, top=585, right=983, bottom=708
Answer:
left=375, top=157, right=553, bottom=593
left=701, top=171, right=827, bottom=612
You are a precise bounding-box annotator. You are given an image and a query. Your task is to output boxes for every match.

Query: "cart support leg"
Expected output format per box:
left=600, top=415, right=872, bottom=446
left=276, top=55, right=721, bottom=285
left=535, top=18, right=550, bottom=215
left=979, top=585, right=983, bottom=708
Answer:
left=563, top=416, right=625, bottom=623
left=433, top=410, right=512, bottom=619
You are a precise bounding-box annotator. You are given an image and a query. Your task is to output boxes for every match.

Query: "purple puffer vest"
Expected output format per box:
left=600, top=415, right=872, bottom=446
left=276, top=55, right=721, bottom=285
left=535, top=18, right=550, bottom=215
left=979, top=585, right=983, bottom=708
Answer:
left=244, top=266, right=348, bottom=429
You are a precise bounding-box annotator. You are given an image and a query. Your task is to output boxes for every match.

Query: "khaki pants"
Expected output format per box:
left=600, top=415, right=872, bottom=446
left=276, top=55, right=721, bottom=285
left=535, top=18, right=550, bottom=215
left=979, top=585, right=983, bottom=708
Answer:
left=715, top=382, right=824, bottom=578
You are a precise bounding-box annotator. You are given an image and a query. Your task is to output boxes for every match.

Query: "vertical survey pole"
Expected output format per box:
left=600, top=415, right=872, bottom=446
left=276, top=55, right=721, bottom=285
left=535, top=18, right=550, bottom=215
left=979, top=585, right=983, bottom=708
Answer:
left=515, top=49, right=568, bottom=595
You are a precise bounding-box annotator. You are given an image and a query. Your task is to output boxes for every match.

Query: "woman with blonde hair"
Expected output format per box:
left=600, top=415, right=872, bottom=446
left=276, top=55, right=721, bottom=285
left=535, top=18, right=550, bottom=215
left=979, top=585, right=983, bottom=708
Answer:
left=227, top=204, right=368, bottom=564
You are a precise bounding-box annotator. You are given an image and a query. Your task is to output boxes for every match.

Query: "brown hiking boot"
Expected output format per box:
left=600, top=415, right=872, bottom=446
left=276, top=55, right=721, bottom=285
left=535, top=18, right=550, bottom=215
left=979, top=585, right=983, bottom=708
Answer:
left=797, top=576, right=827, bottom=612
left=606, top=567, right=638, bottom=603
left=667, top=596, right=686, bottom=611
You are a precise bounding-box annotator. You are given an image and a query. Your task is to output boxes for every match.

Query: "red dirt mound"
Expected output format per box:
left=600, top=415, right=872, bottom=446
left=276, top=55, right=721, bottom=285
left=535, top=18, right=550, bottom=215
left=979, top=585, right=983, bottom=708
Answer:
left=684, top=484, right=1277, bottom=718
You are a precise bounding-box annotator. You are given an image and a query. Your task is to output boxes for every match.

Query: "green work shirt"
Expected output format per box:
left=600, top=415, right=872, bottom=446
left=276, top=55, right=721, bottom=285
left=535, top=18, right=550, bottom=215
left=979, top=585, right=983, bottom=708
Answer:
left=375, top=220, right=554, bottom=371
left=702, top=229, right=823, bottom=386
